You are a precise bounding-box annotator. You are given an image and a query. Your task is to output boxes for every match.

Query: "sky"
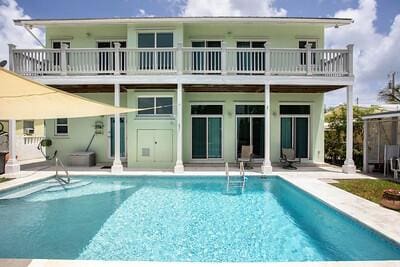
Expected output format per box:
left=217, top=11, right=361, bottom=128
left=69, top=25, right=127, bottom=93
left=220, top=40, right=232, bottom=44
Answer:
left=1, top=0, right=400, bottom=107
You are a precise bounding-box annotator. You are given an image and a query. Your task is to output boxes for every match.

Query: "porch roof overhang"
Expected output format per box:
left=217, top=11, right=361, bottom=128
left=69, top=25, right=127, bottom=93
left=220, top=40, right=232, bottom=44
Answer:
left=14, top=16, right=353, bottom=28
left=0, top=68, right=135, bottom=120
left=362, top=111, right=400, bottom=120
left=51, top=84, right=344, bottom=94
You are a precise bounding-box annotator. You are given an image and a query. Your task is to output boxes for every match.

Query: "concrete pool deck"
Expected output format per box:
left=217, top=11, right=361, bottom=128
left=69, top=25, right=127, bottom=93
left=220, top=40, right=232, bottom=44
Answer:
left=1, top=165, right=400, bottom=266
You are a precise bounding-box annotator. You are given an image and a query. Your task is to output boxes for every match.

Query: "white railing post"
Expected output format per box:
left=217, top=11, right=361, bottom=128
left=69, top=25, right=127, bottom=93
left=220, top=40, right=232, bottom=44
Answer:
left=306, top=43, right=312, bottom=75
left=221, top=41, right=227, bottom=75
left=60, top=43, right=68, bottom=75
left=264, top=43, right=270, bottom=75
left=347, top=44, right=354, bottom=76
left=8, top=44, right=16, bottom=71
left=114, top=42, right=121, bottom=75
left=177, top=43, right=183, bottom=75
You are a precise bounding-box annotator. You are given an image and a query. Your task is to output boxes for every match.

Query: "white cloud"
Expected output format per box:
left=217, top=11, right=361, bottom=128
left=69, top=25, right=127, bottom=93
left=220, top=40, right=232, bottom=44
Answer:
left=325, top=0, right=400, bottom=106
left=0, top=0, right=44, bottom=68
left=137, top=8, right=155, bottom=17
left=180, top=0, right=287, bottom=17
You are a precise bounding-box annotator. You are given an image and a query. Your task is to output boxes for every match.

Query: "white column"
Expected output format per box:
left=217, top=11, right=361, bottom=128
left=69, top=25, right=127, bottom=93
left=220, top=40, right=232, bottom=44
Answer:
left=174, top=82, right=184, bottom=173
left=5, top=120, right=20, bottom=176
left=111, top=83, right=123, bottom=173
left=363, top=119, right=368, bottom=173
left=261, top=82, right=273, bottom=174
left=342, top=85, right=356, bottom=173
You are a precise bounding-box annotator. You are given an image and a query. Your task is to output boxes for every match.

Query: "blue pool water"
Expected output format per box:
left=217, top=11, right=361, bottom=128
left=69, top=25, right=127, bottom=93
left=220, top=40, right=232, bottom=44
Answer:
left=0, top=175, right=400, bottom=262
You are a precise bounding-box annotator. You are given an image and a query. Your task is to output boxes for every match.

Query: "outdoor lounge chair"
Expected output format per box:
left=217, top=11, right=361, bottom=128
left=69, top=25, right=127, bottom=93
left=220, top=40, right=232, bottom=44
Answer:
left=280, top=148, right=301, bottom=170
left=238, top=145, right=253, bottom=169
left=390, top=157, right=400, bottom=180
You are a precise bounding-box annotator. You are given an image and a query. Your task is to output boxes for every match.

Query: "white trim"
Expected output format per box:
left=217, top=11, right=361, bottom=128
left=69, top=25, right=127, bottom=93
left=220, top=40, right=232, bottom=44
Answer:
left=107, top=115, right=127, bottom=161
left=96, top=39, right=127, bottom=47
left=362, top=112, right=400, bottom=120
left=54, top=118, right=69, bottom=136
left=234, top=103, right=266, bottom=161
left=51, top=40, right=71, bottom=48
left=279, top=103, right=312, bottom=160
left=190, top=103, right=224, bottom=161
left=136, top=95, right=174, bottom=117
left=15, top=17, right=353, bottom=28
left=137, top=32, right=174, bottom=48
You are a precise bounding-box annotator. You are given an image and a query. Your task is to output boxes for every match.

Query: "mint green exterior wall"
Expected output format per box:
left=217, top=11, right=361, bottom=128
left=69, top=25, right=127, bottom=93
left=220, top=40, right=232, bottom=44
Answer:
left=45, top=91, right=324, bottom=168
left=45, top=23, right=323, bottom=49
left=45, top=93, right=127, bottom=164
left=183, top=92, right=324, bottom=164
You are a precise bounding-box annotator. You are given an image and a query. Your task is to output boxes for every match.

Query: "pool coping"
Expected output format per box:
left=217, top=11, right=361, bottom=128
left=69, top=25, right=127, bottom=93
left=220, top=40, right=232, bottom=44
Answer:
left=1, top=170, right=400, bottom=266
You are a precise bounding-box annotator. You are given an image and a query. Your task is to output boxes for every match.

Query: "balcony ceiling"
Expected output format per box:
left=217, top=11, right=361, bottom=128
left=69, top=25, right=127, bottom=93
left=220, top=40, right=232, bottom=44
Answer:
left=51, top=84, right=342, bottom=94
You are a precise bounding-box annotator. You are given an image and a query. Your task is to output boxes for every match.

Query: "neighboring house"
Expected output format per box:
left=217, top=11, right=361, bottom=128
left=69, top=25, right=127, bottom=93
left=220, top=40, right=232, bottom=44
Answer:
left=0, top=120, right=45, bottom=162
left=9, top=16, right=356, bottom=173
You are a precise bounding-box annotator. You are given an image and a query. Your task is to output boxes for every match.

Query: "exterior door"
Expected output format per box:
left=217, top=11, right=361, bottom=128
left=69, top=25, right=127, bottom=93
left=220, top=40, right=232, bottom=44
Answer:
left=137, top=129, right=173, bottom=162
left=280, top=117, right=309, bottom=159
left=109, top=116, right=126, bottom=159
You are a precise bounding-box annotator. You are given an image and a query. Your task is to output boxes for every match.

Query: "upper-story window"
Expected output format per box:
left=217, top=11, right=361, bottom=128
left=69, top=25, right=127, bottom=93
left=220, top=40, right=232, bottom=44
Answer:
left=137, top=96, right=173, bottom=116
left=97, top=41, right=127, bottom=72
left=52, top=41, right=70, bottom=66
left=236, top=41, right=266, bottom=74
left=138, top=32, right=173, bottom=70
left=55, top=118, right=68, bottom=136
left=191, top=40, right=221, bottom=73
left=299, top=40, right=317, bottom=65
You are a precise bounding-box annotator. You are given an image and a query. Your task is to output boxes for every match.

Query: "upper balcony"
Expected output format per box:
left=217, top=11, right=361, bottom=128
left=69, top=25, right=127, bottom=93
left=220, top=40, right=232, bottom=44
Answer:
left=9, top=43, right=353, bottom=79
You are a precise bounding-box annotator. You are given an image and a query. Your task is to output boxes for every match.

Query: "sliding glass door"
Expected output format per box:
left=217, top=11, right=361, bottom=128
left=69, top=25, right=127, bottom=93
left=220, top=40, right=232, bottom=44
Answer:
left=191, top=105, right=223, bottom=159
left=236, top=105, right=265, bottom=159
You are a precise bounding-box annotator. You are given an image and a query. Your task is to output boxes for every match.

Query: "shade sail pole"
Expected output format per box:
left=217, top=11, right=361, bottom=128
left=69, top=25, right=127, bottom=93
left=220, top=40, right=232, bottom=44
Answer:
left=5, top=120, right=21, bottom=176
left=111, top=83, right=123, bottom=174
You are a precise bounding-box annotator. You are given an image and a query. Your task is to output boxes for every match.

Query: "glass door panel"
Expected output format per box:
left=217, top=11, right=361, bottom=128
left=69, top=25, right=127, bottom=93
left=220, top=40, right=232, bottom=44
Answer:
left=236, top=117, right=250, bottom=158
left=252, top=118, right=264, bottom=158
left=208, top=118, right=222, bottom=158
left=110, top=117, right=126, bottom=158
left=281, top=117, right=293, bottom=150
left=192, top=117, right=207, bottom=159
left=138, top=33, right=155, bottom=70
left=295, top=117, right=308, bottom=158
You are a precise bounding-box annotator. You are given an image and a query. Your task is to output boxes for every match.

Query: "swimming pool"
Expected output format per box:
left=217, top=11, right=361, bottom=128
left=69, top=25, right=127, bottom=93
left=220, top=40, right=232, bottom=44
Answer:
left=0, top=175, right=399, bottom=262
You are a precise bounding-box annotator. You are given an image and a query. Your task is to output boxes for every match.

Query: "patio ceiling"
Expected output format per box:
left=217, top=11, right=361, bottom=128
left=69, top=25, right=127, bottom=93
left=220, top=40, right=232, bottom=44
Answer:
left=50, top=84, right=343, bottom=93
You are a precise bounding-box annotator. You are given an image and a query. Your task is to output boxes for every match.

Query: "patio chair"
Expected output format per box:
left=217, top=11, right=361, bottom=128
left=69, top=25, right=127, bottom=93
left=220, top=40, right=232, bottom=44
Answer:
left=238, top=145, right=253, bottom=169
left=280, top=148, right=301, bottom=170
left=390, top=157, right=400, bottom=180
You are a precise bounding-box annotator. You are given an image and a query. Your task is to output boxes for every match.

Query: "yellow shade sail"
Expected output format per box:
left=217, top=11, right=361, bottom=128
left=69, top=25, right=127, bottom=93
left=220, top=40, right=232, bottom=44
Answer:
left=0, top=68, right=135, bottom=120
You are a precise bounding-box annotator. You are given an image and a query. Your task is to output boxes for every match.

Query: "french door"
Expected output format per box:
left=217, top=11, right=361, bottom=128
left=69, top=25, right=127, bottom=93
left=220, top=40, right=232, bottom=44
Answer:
left=191, top=41, right=222, bottom=73
left=192, top=116, right=223, bottom=159
left=236, top=116, right=264, bottom=159
left=97, top=41, right=127, bottom=72
left=280, top=116, right=309, bottom=159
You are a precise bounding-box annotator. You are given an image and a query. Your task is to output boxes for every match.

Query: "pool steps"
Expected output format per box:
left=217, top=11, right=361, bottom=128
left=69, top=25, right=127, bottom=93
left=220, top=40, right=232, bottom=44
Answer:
left=225, top=162, right=247, bottom=195
left=0, top=179, right=91, bottom=200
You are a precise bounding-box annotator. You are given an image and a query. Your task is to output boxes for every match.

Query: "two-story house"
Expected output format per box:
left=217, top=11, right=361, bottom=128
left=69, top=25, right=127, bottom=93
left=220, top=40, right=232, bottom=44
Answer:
left=9, top=16, right=356, bottom=173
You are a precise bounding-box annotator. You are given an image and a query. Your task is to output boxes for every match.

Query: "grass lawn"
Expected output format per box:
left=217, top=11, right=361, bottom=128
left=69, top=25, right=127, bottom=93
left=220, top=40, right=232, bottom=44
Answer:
left=0, top=177, right=12, bottom=183
left=331, top=179, right=400, bottom=204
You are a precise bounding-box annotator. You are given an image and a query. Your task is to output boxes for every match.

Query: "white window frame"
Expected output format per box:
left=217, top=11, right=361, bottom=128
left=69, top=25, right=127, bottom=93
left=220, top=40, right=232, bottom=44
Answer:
left=279, top=103, right=312, bottom=160
left=107, top=115, right=128, bottom=161
left=190, top=102, right=224, bottom=161
left=137, top=95, right=174, bottom=117
left=51, top=40, right=71, bottom=49
left=54, top=118, right=69, bottom=136
left=234, top=103, right=265, bottom=161
left=137, top=32, right=174, bottom=48
left=96, top=39, right=127, bottom=48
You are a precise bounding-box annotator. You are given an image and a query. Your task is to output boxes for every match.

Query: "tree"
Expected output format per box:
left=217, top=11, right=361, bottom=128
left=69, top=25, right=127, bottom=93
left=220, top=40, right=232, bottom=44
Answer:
left=325, top=105, right=382, bottom=169
left=378, top=73, right=400, bottom=103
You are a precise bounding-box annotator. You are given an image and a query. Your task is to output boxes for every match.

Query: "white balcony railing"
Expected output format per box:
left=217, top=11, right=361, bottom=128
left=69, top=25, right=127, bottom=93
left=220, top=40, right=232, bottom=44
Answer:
left=9, top=43, right=353, bottom=77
